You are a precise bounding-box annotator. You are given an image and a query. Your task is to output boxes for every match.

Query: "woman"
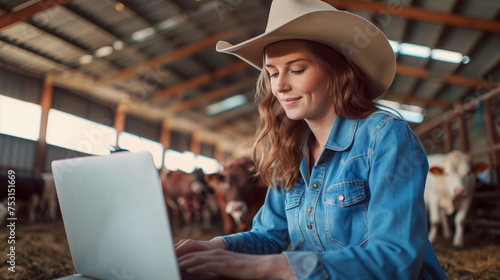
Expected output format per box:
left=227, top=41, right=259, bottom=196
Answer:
left=176, top=0, right=447, bottom=279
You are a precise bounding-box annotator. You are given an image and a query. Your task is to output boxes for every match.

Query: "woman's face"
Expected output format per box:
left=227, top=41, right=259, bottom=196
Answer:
left=265, top=40, right=334, bottom=123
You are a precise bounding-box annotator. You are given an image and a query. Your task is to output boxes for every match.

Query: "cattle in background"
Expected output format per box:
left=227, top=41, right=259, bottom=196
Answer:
left=209, top=157, right=268, bottom=235
left=160, top=168, right=217, bottom=233
left=0, top=171, right=58, bottom=224
left=424, top=150, right=489, bottom=249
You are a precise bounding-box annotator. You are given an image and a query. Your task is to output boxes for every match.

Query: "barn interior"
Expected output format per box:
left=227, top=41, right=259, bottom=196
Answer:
left=0, top=0, right=499, bottom=279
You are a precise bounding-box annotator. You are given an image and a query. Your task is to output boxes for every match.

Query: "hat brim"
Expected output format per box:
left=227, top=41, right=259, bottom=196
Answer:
left=216, top=10, right=396, bottom=99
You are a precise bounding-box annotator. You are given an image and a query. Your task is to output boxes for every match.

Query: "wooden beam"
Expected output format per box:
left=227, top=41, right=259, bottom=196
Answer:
left=396, top=63, right=493, bottom=90
left=167, top=76, right=256, bottom=113
left=34, top=74, right=53, bottom=174
left=97, top=26, right=253, bottom=85
left=333, top=0, right=500, bottom=33
left=0, top=0, right=70, bottom=30
left=414, top=87, right=500, bottom=138
left=202, top=103, right=256, bottom=128
left=154, top=61, right=249, bottom=99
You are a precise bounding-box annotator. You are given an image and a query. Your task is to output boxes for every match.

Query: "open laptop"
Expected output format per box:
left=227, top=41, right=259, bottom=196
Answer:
left=51, top=151, right=225, bottom=280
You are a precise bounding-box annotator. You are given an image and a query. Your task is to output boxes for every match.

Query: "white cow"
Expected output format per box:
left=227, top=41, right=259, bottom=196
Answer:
left=424, top=150, right=488, bottom=249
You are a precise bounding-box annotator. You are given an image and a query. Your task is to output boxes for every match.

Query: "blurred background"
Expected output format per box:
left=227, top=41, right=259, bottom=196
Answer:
left=0, top=0, right=499, bottom=279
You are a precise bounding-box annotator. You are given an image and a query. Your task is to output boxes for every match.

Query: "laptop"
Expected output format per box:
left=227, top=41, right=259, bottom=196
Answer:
left=51, top=151, right=226, bottom=280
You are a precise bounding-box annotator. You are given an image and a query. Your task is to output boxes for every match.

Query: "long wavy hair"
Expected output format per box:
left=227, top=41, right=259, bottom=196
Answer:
left=252, top=40, right=377, bottom=190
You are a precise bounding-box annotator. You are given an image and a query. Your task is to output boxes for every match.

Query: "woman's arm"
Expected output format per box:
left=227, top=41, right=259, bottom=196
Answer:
left=178, top=249, right=296, bottom=279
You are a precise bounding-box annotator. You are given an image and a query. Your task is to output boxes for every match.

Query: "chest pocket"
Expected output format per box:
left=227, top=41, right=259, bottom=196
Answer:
left=284, top=188, right=305, bottom=249
left=324, top=180, right=368, bottom=247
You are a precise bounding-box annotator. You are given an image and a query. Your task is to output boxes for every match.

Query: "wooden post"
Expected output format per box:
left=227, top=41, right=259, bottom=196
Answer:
left=444, top=121, right=453, bottom=152
left=214, top=142, right=224, bottom=163
left=113, top=101, right=127, bottom=147
left=483, top=99, right=499, bottom=186
left=190, top=132, right=201, bottom=155
left=159, top=120, right=170, bottom=170
left=34, top=74, right=53, bottom=174
left=457, top=102, right=469, bottom=152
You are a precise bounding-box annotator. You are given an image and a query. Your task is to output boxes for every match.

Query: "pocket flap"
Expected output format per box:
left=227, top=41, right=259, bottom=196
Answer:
left=285, top=188, right=304, bottom=210
left=324, top=180, right=366, bottom=207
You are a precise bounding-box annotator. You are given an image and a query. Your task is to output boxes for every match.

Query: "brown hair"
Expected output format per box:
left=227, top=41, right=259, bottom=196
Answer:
left=252, top=40, right=377, bottom=190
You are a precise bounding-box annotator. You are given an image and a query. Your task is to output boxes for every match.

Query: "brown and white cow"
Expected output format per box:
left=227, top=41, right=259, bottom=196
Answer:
left=160, top=168, right=217, bottom=233
left=424, top=150, right=488, bottom=249
left=208, top=157, right=268, bottom=235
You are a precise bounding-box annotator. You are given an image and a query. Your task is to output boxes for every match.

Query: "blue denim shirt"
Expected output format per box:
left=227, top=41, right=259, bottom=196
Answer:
left=216, top=111, right=447, bottom=280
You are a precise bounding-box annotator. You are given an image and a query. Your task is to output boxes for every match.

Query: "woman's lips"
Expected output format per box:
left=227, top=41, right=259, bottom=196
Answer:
left=281, top=97, right=301, bottom=106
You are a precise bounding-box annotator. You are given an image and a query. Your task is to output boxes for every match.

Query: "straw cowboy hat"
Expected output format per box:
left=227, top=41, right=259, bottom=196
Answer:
left=216, top=0, right=396, bottom=99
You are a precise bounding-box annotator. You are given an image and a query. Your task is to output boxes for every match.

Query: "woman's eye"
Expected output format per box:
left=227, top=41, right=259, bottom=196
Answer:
left=291, top=69, right=305, bottom=74
left=269, top=73, right=278, bottom=78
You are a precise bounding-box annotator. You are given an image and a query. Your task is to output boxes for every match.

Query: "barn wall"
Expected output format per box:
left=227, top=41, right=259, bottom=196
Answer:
left=52, top=87, right=115, bottom=125
left=124, top=114, right=161, bottom=141
left=0, top=134, right=37, bottom=173
left=0, top=68, right=42, bottom=103
left=170, top=130, right=191, bottom=152
left=200, top=142, right=215, bottom=158
left=44, top=145, right=92, bottom=173
left=0, top=69, right=42, bottom=173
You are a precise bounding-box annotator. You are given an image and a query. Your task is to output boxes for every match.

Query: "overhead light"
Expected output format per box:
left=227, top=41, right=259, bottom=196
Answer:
left=431, top=49, right=464, bottom=64
left=462, top=56, right=470, bottom=64
left=206, top=94, right=247, bottom=116
left=115, top=3, right=124, bottom=11
left=79, top=54, right=93, bottom=65
left=390, top=40, right=470, bottom=64
left=157, top=14, right=188, bottom=31
left=377, top=99, right=424, bottom=123
left=95, top=46, right=113, bottom=57
left=113, top=40, right=124, bottom=51
left=388, top=40, right=400, bottom=53
left=131, top=27, right=155, bottom=42
left=399, top=43, right=431, bottom=58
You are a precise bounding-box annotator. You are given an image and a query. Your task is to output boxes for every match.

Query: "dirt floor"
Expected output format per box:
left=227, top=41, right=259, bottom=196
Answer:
left=0, top=218, right=499, bottom=280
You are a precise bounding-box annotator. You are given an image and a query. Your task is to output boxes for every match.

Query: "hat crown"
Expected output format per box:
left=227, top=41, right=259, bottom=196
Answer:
left=266, top=0, right=337, bottom=32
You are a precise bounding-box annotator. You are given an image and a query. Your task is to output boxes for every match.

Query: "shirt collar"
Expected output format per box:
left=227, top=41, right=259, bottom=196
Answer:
left=324, top=116, right=358, bottom=151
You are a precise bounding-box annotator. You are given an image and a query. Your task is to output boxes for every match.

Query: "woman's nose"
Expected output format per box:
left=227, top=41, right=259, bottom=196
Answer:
left=274, top=75, right=291, bottom=93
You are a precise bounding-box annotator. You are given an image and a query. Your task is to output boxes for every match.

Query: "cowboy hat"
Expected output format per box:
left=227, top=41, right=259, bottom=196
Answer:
left=216, top=0, right=396, bottom=99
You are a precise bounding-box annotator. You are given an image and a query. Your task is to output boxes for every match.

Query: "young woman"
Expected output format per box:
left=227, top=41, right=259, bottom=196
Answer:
left=176, top=0, right=447, bottom=279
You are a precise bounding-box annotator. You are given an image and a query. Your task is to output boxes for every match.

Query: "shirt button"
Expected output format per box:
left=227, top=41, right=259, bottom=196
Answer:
left=307, top=224, right=312, bottom=229
left=338, top=194, right=345, bottom=201
left=312, top=183, right=319, bottom=189
left=307, top=207, right=312, bottom=214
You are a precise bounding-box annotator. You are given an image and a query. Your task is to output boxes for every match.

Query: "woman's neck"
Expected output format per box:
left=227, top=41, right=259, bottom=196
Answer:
left=305, top=113, right=336, bottom=150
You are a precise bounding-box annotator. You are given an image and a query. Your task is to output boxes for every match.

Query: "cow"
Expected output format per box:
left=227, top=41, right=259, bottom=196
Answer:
left=208, top=157, right=268, bottom=235
left=160, top=168, right=217, bottom=234
left=0, top=171, right=58, bottom=224
left=424, top=150, right=488, bottom=249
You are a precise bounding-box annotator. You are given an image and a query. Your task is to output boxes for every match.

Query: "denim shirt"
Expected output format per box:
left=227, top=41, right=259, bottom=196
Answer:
left=216, top=111, right=447, bottom=280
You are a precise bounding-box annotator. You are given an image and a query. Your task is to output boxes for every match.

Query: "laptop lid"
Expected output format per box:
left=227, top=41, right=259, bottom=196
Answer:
left=52, top=151, right=181, bottom=280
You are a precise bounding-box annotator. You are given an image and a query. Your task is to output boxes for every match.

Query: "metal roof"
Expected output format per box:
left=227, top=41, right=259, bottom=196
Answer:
left=0, top=0, right=499, bottom=147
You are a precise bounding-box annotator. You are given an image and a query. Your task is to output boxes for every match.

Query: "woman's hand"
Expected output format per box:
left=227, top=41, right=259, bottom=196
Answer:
left=174, top=238, right=226, bottom=258
left=178, top=248, right=297, bottom=280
